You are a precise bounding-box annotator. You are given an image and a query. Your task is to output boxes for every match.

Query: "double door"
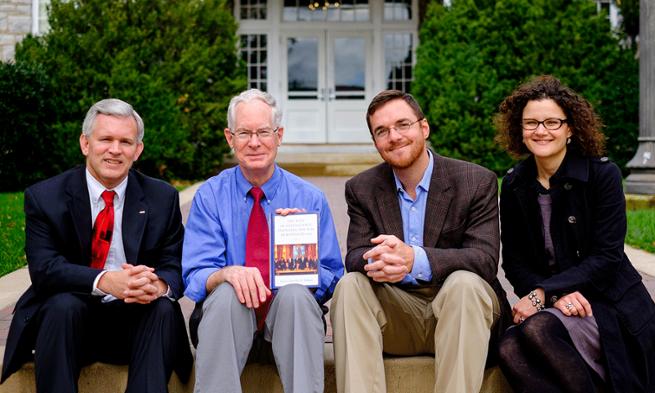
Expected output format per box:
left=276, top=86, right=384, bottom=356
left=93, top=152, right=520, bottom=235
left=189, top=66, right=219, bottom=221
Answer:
left=282, top=31, right=373, bottom=143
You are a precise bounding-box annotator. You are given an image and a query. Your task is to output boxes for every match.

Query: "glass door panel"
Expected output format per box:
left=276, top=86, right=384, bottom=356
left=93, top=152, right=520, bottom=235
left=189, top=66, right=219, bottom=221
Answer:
left=287, top=37, right=319, bottom=99
left=334, top=37, right=365, bottom=100
left=326, top=31, right=371, bottom=143
left=282, top=33, right=327, bottom=143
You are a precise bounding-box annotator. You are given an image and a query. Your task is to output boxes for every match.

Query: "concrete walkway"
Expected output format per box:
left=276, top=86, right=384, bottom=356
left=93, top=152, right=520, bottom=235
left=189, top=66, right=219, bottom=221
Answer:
left=1, top=177, right=654, bottom=359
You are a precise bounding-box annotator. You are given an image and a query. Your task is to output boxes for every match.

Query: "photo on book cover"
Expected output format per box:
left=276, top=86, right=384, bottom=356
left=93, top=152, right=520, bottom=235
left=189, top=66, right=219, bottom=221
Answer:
left=271, top=212, right=319, bottom=289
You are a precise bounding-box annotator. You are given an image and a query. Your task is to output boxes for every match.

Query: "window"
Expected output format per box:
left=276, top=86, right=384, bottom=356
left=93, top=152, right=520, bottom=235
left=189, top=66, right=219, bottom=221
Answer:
left=283, top=0, right=369, bottom=22
left=384, top=0, right=412, bottom=21
left=384, top=33, right=413, bottom=92
left=240, top=0, right=267, bottom=20
left=240, top=34, right=268, bottom=91
left=596, top=0, right=620, bottom=29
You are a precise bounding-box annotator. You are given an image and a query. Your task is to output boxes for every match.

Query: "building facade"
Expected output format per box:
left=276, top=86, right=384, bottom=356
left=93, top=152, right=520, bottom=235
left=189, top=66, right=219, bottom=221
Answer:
left=1, top=0, right=621, bottom=148
left=237, top=0, right=418, bottom=143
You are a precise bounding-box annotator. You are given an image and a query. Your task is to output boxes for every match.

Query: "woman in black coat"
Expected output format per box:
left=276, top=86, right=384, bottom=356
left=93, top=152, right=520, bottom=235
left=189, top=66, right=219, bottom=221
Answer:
left=494, top=75, right=655, bottom=393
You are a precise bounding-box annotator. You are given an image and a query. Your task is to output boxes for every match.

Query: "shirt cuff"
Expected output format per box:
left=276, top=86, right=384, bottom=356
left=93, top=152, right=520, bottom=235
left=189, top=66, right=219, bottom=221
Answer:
left=161, top=284, right=174, bottom=301
left=409, top=245, right=432, bottom=282
left=92, top=270, right=109, bottom=296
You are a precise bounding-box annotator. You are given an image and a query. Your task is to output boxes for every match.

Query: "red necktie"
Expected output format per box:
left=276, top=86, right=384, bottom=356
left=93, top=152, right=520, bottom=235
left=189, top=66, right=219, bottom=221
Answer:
left=245, top=187, right=270, bottom=330
left=90, top=190, right=116, bottom=269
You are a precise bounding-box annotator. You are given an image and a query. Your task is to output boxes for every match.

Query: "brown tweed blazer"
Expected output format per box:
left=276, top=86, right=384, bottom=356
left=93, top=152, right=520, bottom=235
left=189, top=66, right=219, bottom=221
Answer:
left=344, top=151, right=512, bottom=363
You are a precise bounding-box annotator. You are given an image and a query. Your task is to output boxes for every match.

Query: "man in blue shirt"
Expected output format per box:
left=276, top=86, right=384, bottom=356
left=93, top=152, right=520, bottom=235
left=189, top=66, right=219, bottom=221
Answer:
left=182, top=89, right=343, bottom=393
left=330, top=90, right=512, bottom=392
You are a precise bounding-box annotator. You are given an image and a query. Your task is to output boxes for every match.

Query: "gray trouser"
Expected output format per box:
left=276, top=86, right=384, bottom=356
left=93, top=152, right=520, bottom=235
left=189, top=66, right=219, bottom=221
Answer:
left=194, top=283, right=324, bottom=393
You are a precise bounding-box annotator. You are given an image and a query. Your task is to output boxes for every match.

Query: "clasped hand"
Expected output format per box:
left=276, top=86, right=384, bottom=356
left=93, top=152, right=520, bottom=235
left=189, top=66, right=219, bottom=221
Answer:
left=219, top=207, right=305, bottom=309
left=513, top=289, right=592, bottom=325
left=362, top=234, right=414, bottom=283
left=98, top=263, right=166, bottom=304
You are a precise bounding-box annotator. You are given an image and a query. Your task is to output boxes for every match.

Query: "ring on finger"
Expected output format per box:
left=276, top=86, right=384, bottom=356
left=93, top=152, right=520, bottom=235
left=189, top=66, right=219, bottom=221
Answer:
left=519, top=317, right=525, bottom=323
left=565, top=303, right=574, bottom=310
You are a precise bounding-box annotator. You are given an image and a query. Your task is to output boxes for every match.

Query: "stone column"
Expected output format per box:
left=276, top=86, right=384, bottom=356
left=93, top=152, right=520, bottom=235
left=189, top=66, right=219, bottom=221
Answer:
left=625, top=0, right=655, bottom=194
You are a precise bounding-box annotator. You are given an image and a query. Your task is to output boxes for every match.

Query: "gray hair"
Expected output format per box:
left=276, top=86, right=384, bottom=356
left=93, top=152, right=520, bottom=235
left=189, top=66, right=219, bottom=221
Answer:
left=82, top=98, right=145, bottom=142
left=227, top=89, right=282, bottom=130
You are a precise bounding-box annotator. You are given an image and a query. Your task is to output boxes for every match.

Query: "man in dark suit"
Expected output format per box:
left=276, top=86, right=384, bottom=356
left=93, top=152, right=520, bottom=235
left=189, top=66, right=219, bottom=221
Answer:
left=0, top=98, right=192, bottom=392
left=330, top=90, right=512, bottom=393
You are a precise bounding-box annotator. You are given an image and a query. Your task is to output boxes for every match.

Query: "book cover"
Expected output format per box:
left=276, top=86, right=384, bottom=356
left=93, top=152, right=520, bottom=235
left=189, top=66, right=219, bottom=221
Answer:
left=270, top=212, right=320, bottom=289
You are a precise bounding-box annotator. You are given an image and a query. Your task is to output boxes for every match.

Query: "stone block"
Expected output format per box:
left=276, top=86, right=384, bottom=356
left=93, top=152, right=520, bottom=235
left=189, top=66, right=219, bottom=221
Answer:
left=0, top=34, right=17, bottom=45
left=7, top=15, right=30, bottom=34
left=16, top=5, right=32, bottom=16
left=1, top=44, right=16, bottom=61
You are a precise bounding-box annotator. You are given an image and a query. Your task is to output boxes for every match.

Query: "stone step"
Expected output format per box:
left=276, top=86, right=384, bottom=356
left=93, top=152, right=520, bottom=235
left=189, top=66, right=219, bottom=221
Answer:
left=0, top=344, right=512, bottom=392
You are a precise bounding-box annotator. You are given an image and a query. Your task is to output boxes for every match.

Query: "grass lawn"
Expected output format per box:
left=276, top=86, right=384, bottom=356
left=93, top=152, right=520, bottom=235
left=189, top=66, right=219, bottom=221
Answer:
left=626, top=209, right=655, bottom=254
left=0, top=192, right=26, bottom=278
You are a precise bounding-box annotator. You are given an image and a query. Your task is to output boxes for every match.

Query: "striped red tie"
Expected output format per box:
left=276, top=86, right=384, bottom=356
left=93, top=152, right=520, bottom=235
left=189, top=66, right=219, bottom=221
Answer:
left=90, top=190, right=116, bottom=269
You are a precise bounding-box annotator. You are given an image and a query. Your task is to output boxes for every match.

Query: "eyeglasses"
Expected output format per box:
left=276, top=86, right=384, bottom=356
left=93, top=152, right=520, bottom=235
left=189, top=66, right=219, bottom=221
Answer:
left=230, top=127, right=279, bottom=141
left=373, top=118, right=423, bottom=139
left=521, top=118, right=567, bottom=131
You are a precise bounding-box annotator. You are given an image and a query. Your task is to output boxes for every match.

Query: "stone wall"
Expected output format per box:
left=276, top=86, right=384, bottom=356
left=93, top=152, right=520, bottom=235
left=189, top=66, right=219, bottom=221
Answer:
left=0, top=0, right=32, bottom=61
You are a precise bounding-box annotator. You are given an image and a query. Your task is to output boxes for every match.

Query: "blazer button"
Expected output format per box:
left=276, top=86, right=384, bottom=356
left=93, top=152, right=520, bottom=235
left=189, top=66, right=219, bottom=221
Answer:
left=563, top=183, right=572, bottom=190
left=568, top=216, right=577, bottom=224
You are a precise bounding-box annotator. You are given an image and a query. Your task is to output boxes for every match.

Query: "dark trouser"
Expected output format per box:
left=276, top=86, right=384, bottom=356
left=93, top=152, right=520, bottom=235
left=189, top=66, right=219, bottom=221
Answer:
left=33, top=293, right=192, bottom=393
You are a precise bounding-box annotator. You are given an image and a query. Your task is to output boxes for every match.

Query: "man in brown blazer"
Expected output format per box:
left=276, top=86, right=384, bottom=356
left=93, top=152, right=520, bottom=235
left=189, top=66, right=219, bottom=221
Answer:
left=330, top=90, right=512, bottom=393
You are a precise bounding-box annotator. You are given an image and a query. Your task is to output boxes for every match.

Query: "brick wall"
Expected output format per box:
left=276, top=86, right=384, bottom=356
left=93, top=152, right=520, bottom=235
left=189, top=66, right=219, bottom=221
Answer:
left=0, top=0, right=33, bottom=61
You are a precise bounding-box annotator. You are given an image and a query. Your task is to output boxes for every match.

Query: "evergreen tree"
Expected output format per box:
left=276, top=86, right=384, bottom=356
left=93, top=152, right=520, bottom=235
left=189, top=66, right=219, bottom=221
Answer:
left=413, top=0, right=638, bottom=174
left=15, top=0, right=247, bottom=180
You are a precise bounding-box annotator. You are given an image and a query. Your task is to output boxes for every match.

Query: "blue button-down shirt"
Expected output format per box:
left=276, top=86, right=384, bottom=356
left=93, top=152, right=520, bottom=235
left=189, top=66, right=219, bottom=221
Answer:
left=393, top=150, right=433, bottom=285
left=182, top=165, right=344, bottom=304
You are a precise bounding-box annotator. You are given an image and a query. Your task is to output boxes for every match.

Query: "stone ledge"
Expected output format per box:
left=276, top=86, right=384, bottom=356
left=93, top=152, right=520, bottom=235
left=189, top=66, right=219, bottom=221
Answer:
left=625, top=193, right=655, bottom=210
left=0, top=344, right=511, bottom=392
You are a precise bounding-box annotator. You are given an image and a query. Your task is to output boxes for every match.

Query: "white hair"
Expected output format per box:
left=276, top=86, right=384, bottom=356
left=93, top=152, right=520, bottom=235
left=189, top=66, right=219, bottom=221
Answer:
left=227, top=89, right=282, bottom=130
left=82, top=98, right=144, bottom=142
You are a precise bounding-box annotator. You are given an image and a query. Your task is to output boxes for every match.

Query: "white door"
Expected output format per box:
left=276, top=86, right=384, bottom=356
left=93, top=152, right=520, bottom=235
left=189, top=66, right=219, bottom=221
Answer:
left=282, top=31, right=372, bottom=143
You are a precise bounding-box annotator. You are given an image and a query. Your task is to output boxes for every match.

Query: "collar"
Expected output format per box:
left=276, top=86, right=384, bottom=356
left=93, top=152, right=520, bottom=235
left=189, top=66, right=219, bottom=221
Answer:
left=509, top=151, right=589, bottom=187
left=235, top=164, right=283, bottom=202
left=393, top=149, right=434, bottom=194
left=86, top=169, right=128, bottom=205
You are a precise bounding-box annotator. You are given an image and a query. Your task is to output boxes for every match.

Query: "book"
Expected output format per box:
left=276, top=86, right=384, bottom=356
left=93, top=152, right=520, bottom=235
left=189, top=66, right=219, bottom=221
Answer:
left=270, top=212, right=320, bottom=289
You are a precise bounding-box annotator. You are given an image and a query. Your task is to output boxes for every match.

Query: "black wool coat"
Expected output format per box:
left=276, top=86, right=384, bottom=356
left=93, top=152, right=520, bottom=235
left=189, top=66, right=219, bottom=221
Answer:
left=499, top=152, right=655, bottom=393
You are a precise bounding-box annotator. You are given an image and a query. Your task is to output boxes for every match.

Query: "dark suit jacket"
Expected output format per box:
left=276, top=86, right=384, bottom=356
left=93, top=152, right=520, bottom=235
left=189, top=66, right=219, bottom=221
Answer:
left=345, top=152, right=512, bottom=365
left=500, top=152, right=655, bottom=391
left=1, top=166, right=187, bottom=382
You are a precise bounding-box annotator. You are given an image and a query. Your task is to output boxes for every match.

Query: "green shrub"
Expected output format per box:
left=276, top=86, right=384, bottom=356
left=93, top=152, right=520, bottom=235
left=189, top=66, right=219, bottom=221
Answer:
left=0, top=62, right=63, bottom=191
left=15, top=0, right=247, bottom=181
left=413, top=0, right=638, bottom=174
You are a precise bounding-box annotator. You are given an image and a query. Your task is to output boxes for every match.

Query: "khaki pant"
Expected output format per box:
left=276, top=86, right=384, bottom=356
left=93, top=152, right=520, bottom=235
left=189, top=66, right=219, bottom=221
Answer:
left=330, top=271, right=500, bottom=393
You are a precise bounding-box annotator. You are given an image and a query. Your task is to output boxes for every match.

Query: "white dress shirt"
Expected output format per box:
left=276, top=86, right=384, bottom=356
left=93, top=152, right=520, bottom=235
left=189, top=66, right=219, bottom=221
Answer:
left=86, top=170, right=171, bottom=301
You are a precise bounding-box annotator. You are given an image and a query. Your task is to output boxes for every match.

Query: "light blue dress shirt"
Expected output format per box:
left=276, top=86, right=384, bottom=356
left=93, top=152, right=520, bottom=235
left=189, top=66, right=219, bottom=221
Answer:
left=393, top=150, right=434, bottom=285
left=182, top=165, right=343, bottom=304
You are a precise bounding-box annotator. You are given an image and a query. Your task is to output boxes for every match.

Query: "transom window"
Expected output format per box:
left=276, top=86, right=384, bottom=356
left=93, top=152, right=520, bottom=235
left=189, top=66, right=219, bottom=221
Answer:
left=283, top=0, right=369, bottom=22
left=241, top=0, right=267, bottom=20
left=384, top=0, right=412, bottom=21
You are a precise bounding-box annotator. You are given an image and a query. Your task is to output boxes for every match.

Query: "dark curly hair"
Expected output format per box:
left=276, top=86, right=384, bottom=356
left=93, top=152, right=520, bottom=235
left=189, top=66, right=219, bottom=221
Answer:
left=494, top=75, right=606, bottom=158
